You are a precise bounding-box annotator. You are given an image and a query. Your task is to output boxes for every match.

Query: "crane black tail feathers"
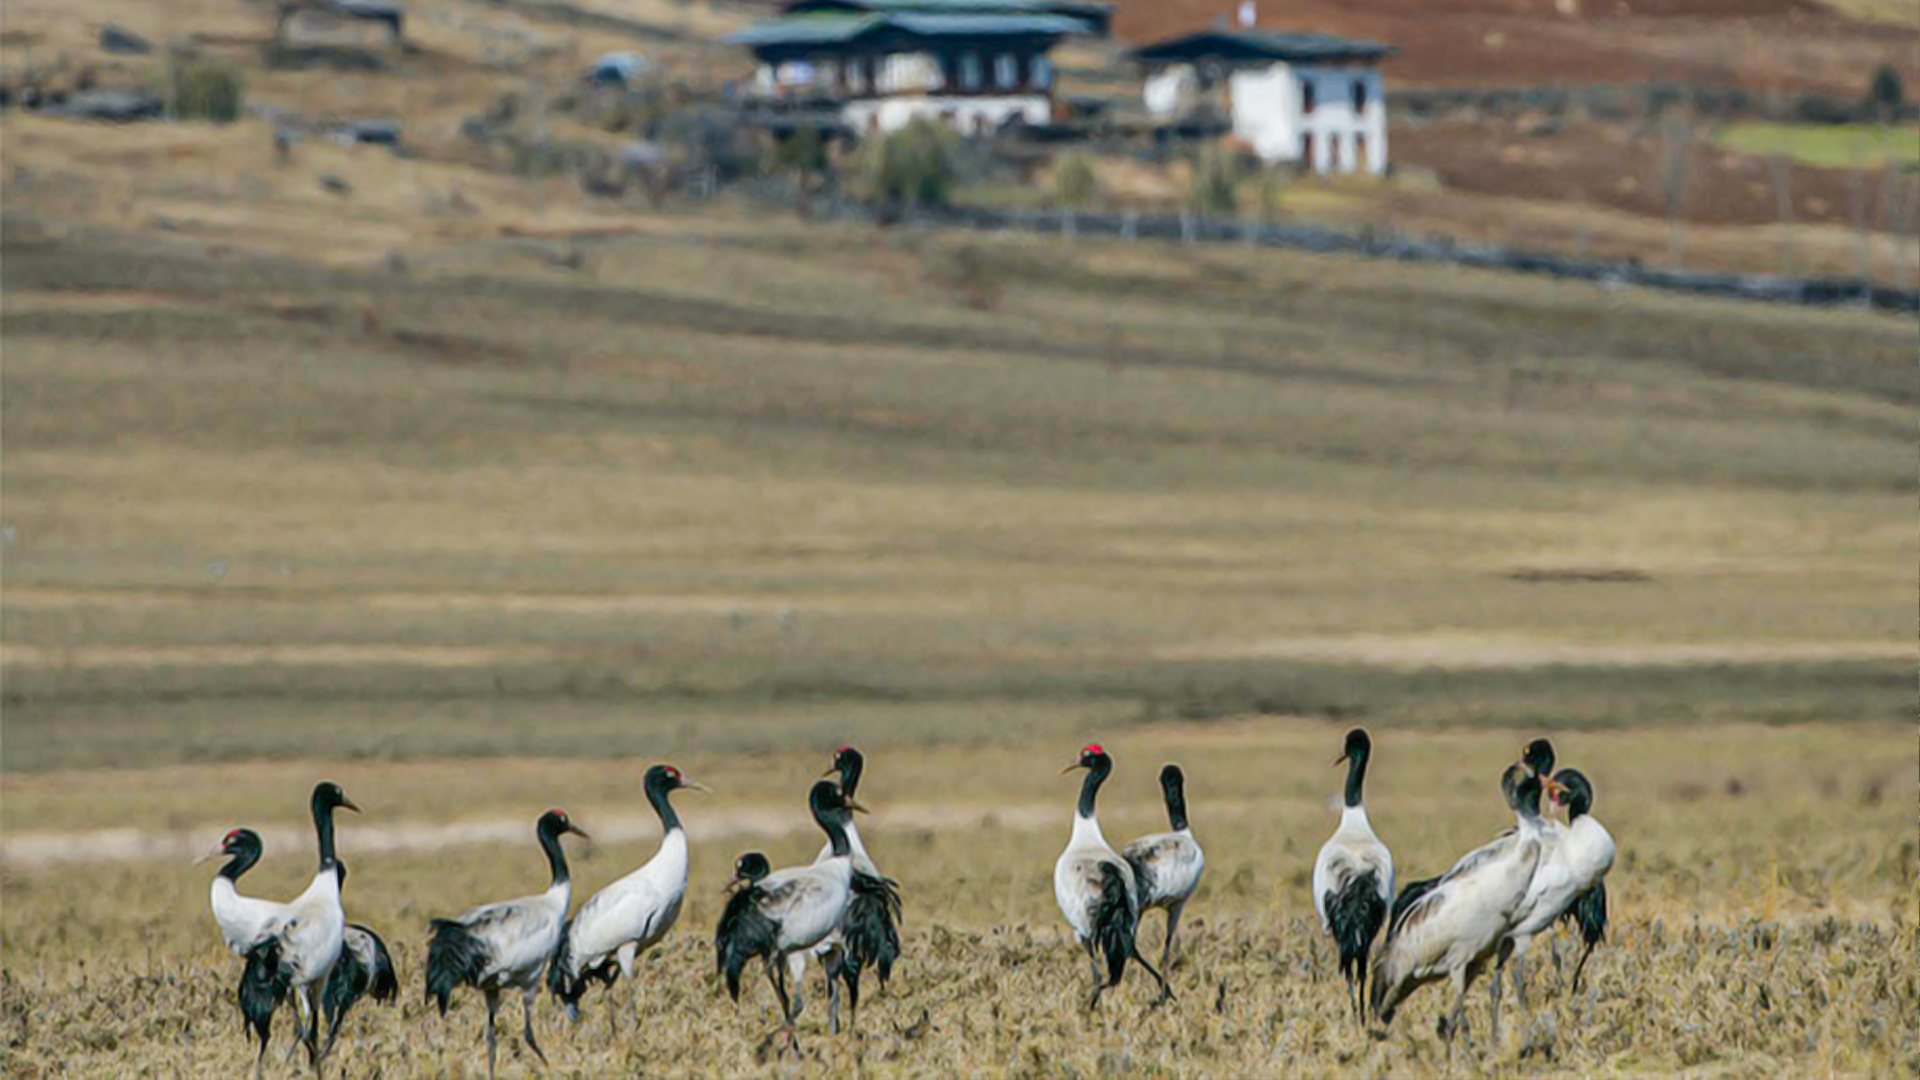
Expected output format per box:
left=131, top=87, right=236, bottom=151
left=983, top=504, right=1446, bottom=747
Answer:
left=1329, top=871, right=1387, bottom=984
left=714, top=885, right=778, bottom=1002
left=364, top=930, right=400, bottom=1003
left=1388, top=874, right=1440, bottom=934
left=238, top=938, right=291, bottom=1048
left=548, top=918, right=621, bottom=1020
left=1092, top=862, right=1137, bottom=987
left=425, top=919, right=489, bottom=1017
left=1563, top=880, right=1608, bottom=946
left=842, top=872, right=904, bottom=985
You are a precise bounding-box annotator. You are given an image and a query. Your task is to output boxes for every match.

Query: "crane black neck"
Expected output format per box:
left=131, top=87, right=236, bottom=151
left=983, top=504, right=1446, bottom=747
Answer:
left=836, top=751, right=864, bottom=800
left=311, top=791, right=341, bottom=872
left=1161, top=769, right=1189, bottom=832
left=809, top=781, right=853, bottom=858
left=1343, top=746, right=1369, bottom=809
left=645, top=772, right=682, bottom=833
left=537, top=817, right=572, bottom=887
left=1076, top=754, right=1112, bottom=819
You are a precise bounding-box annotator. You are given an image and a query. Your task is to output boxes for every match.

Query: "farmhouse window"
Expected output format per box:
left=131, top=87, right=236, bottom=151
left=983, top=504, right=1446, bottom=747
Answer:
left=1352, top=79, right=1366, bottom=111
left=1031, top=56, right=1052, bottom=88
left=995, top=53, right=1018, bottom=89
left=1301, top=77, right=1316, bottom=114
left=960, top=52, right=982, bottom=90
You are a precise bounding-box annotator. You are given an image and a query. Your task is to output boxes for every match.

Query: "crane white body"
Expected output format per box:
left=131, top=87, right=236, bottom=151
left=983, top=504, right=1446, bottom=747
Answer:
left=565, top=829, right=688, bottom=984
left=1056, top=811, right=1139, bottom=943
left=211, top=877, right=289, bottom=957
left=1312, top=804, right=1393, bottom=932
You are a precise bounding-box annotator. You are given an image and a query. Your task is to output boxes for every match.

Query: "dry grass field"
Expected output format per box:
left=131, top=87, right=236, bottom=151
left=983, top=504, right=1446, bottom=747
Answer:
left=1, top=110, right=1916, bottom=1077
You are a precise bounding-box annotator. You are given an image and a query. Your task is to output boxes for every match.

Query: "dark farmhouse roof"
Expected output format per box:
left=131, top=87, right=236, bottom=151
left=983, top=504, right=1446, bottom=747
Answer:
left=730, top=0, right=1108, bottom=53
left=785, top=0, right=1111, bottom=30
left=1130, top=30, right=1393, bottom=66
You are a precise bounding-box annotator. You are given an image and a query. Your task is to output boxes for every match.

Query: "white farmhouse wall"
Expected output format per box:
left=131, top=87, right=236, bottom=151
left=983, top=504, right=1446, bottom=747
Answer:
left=1143, top=64, right=1199, bottom=118
left=843, top=95, right=1051, bottom=136
left=1228, top=61, right=1387, bottom=175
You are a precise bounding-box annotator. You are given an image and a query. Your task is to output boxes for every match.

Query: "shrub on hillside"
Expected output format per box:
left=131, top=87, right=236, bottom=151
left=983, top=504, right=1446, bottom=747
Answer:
left=174, top=60, right=244, bottom=123
left=856, top=119, right=956, bottom=211
left=1053, top=154, right=1096, bottom=208
left=1189, top=143, right=1239, bottom=216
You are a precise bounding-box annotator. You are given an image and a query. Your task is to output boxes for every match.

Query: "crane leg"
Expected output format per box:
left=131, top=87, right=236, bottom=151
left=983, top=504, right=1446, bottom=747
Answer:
left=284, top=990, right=306, bottom=1065
left=1161, top=901, right=1185, bottom=972
left=843, top=960, right=861, bottom=1036
left=1570, top=940, right=1596, bottom=996
left=484, top=989, right=501, bottom=1080
left=1132, top=948, right=1175, bottom=1008
left=823, top=949, right=844, bottom=1036
left=521, top=985, right=548, bottom=1067
left=763, top=955, right=800, bottom=1054
left=1512, top=950, right=1531, bottom=1013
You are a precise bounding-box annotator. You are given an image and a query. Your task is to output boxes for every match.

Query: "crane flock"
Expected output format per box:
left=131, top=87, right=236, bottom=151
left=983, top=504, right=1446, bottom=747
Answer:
left=199, top=732, right=1613, bottom=1074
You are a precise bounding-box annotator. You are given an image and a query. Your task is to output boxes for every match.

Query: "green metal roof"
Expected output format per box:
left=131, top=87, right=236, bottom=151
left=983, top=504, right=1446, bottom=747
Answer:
left=730, top=6, right=1092, bottom=48
left=1130, top=29, right=1393, bottom=64
left=728, top=13, right=884, bottom=46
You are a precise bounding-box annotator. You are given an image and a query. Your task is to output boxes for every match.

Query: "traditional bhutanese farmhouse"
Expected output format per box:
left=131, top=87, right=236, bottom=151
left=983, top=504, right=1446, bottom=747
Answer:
left=1132, top=30, right=1393, bottom=174
left=730, top=0, right=1109, bottom=136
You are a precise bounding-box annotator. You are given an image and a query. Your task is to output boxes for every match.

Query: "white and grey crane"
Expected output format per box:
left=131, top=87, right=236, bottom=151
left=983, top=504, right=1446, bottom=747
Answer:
left=318, top=860, right=398, bottom=1062
left=549, top=765, right=707, bottom=1030
left=1370, top=764, right=1547, bottom=1057
left=425, top=808, right=588, bottom=1080
left=198, top=826, right=293, bottom=1077
left=787, top=745, right=903, bottom=1035
left=243, top=782, right=359, bottom=1077
left=1054, top=743, right=1172, bottom=1011
left=1122, top=763, right=1205, bottom=973
left=715, top=780, right=867, bottom=1053
left=1500, top=767, right=1614, bottom=1003
left=1311, top=728, right=1394, bottom=1023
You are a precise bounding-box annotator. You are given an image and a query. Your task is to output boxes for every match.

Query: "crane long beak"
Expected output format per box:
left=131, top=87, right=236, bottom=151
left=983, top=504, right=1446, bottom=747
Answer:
left=1059, top=763, right=1081, bottom=776
left=683, top=780, right=713, bottom=793
left=568, top=824, right=594, bottom=840
left=846, top=799, right=871, bottom=815
left=1333, top=752, right=1349, bottom=766
left=341, top=797, right=362, bottom=814
left=192, top=842, right=224, bottom=865
left=821, top=766, right=839, bottom=778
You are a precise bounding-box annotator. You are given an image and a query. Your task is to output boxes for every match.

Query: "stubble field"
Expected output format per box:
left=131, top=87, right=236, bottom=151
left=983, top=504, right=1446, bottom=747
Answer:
left=1, top=193, right=1915, bottom=1077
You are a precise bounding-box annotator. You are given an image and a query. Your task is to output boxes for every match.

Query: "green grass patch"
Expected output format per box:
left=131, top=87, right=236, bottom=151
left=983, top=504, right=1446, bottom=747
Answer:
left=1714, top=122, right=1920, bottom=169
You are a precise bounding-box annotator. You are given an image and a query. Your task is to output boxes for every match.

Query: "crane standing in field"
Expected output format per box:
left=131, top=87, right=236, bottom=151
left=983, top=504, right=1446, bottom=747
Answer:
left=549, top=765, right=707, bottom=1031
left=788, top=745, right=904, bottom=1035
left=1055, top=743, right=1173, bottom=1011
left=198, top=827, right=293, bottom=1078
left=250, top=783, right=360, bottom=1077
left=1370, top=765, right=1547, bottom=1058
left=715, top=781, right=864, bottom=1053
left=1122, top=764, right=1205, bottom=974
left=1503, top=768, right=1614, bottom=999
left=1312, top=729, right=1393, bottom=1023
left=318, top=860, right=398, bottom=1062
left=426, top=809, right=589, bottom=1080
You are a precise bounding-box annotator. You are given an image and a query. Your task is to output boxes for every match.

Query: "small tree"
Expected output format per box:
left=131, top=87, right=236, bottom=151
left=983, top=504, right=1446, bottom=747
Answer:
left=1867, top=63, right=1903, bottom=123
left=173, top=60, right=244, bottom=123
left=856, top=118, right=957, bottom=211
left=1054, top=154, right=1096, bottom=208
left=1189, top=143, right=1239, bottom=216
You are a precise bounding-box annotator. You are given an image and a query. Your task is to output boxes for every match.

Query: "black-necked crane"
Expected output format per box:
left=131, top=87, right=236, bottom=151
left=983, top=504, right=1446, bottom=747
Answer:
left=789, top=745, right=903, bottom=1035
left=715, top=780, right=865, bottom=1053
left=549, top=765, right=707, bottom=1029
left=1538, top=768, right=1613, bottom=995
left=425, top=809, right=588, bottom=1080
left=265, top=782, right=360, bottom=1076
left=1122, top=763, right=1205, bottom=973
left=198, top=827, right=294, bottom=1077
left=1054, top=743, right=1172, bottom=1011
left=318, top=860, right=398, bottom=1062
left=1312, top=729, right=1393, bottom=1023
left=1369, top=765, right=1546, bottom=1057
